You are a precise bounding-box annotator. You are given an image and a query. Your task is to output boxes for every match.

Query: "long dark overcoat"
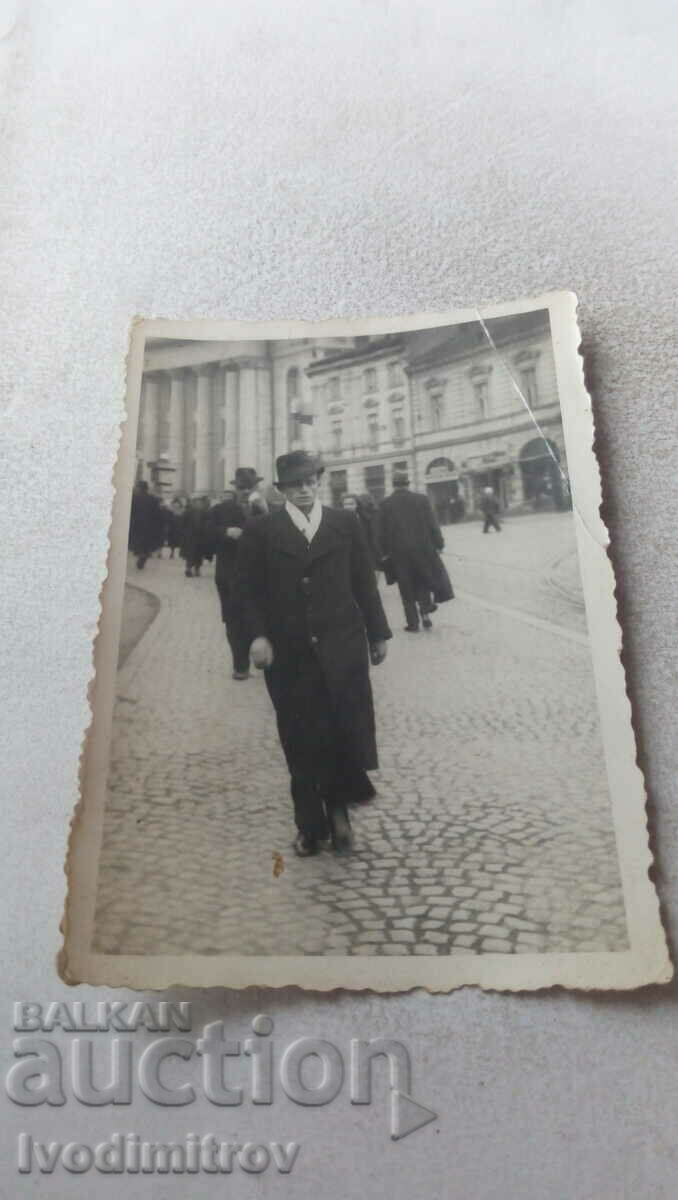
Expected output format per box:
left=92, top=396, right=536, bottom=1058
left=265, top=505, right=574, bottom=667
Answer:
left=234, top=506, right=392, bottom=772
left=179, top=504, right=208, bottom=566
left=129, top=489, right=164, bottom=556
left=203, top=499, right=250, bottom=620
left=379, top=487, right=454, bottom=603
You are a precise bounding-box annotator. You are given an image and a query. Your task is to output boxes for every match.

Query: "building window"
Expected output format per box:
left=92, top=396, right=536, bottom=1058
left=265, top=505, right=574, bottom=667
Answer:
left=364, top=367, right=377, bottom=394
left=519, top=366, right=538, bottom=406
left=367, top=416, right=379, bottom=450
left=392, top=412, right=405, bottom=442
left=430, top=393, right=444, bottom=431
left=364, top=464, right=386, bottom=503
left=329, top=376, right=341, bottom=403
left=473, top=378, right=489, bottom=418
left=387, top=362, right=401, bottom=388
left=287, top=367, right=300, bottom=401
left=331, top=423, right=343, bottom=453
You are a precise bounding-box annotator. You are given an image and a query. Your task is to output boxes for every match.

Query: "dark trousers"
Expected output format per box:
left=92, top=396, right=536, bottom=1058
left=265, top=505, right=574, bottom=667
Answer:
left=217, top=581, right=251, bottom=674
left=267, top=650, right=366, bottom=839
left=395, top=560, right=434, bottom=629
left=483, top=513, right=501, bottom=532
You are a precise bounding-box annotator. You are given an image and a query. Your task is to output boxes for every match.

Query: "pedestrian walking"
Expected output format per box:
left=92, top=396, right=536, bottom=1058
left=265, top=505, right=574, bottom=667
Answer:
left=129, top=480, right=164, bottom=569
left=204, top=469, right=264, bottom=680
left=379, top=470, right=454, bottom=632
left=179, top=495, right=209, bottom=577
left=165, top=497, right=184, bottom=558
left=340, top=492, right=384, bottom=575
left=479, top=486, right=502, bottom=533
left=235, top=451, right=391, bottom=856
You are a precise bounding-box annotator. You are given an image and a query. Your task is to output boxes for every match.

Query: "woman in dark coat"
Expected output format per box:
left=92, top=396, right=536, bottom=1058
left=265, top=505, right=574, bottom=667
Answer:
left=235, top=452, right=391, bottom=856
left=341, top=492, right=384, bottom=574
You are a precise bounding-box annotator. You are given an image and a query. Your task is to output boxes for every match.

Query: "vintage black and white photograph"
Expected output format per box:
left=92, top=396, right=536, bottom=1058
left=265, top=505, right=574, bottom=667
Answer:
left=62, top=295, right=669, bottom=991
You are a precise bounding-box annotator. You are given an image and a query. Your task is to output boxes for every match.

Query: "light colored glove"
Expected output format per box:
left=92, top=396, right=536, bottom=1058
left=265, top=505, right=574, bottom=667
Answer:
left=226, top=526, right=243, bottom=539
left=250, top=637, right=274, bottom=669
left=369, top=641, right=388, bottom=666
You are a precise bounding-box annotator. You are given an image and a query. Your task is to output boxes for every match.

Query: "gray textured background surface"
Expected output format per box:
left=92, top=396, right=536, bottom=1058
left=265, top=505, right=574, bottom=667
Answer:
left=1, top=1, right=676, bottom=1196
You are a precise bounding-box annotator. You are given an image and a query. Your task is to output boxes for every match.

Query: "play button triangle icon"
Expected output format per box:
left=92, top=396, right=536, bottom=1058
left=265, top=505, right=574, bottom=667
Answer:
left=391, top=1089, right=438, bottom=1140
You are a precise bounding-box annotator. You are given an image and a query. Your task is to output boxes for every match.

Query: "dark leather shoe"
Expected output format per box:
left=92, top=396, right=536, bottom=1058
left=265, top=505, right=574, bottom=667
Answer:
left=329, top=809, right=353, bottom=855
left=404, top=625, right=419, bottom=633
left=422, top=615, right=432, bottom=630
left=232, top=670, right=250, bottom=681
left=293, top=832, right=319, bottom=857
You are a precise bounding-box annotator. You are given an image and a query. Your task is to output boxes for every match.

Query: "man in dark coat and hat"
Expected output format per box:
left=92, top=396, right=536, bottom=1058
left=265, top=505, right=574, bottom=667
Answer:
left=203, top=467, right=265, bottom=680
left=129, top=480, right=164, bottom=569
left=234, top=451, right=392, bottom=856
left=379, top=470, right=454, bottom=632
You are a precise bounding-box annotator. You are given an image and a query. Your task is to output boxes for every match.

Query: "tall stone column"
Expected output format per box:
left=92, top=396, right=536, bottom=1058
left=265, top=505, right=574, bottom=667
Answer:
left=194, top=369, right=212, bottom=493
left=207, top=366, right=222, bottom=493
left=257, top=364, right=273, bottom=477
left=168, top=371, right=185, bottom=493
left=236, top=362, right=260, bottom=471
left=140, top=375, right=160, bottom=474
left=221, top=366, right=239, bottom=487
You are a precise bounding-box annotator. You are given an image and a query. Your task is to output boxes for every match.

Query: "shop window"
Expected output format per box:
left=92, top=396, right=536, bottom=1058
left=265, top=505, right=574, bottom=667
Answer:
left=364, top=463, right=386, bottom=503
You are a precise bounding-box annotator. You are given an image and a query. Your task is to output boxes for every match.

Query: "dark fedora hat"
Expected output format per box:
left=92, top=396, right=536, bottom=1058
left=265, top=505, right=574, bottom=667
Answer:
left=230, top=467, right=263, bottom=489
left=275, top=451, right=325, bottom=486
left=392, top=469, right=410, bottom=487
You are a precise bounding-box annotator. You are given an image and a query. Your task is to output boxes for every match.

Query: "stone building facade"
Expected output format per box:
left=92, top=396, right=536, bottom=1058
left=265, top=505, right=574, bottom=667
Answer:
left=136, top=311, right=568, bottom=518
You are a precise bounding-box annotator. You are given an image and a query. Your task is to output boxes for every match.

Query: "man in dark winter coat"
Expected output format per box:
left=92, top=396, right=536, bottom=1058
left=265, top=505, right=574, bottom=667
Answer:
left=379, top=470, right=454, bottom=632
left=204, top=468, right=264, bottom=680
left=234, top=451, right=391, bottom=857
left=129, top=481, right=164, bottom=569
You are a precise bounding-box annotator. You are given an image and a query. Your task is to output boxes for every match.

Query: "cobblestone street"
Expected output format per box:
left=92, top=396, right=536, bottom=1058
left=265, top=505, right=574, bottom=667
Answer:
left=92, top=512, right=628, bottom=958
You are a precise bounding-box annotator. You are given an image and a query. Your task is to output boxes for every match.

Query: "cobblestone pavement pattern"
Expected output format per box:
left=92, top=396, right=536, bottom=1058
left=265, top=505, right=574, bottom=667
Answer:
left=92, top=513, right=628, bottom=957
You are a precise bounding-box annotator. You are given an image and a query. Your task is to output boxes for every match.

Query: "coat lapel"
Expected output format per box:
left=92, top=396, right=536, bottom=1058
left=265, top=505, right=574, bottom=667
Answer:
left=307, top=507, right=347, bottom=562
left=271, top=508, right=309, bottom=559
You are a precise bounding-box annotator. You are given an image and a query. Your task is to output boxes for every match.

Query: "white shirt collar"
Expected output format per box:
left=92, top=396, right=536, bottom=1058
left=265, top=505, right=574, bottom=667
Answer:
left=285, top=498, right=323, bottom=544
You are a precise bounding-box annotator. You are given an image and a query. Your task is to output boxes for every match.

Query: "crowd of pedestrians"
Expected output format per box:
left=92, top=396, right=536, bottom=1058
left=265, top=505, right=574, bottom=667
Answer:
left=128, top=458, right=509, bottom=858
